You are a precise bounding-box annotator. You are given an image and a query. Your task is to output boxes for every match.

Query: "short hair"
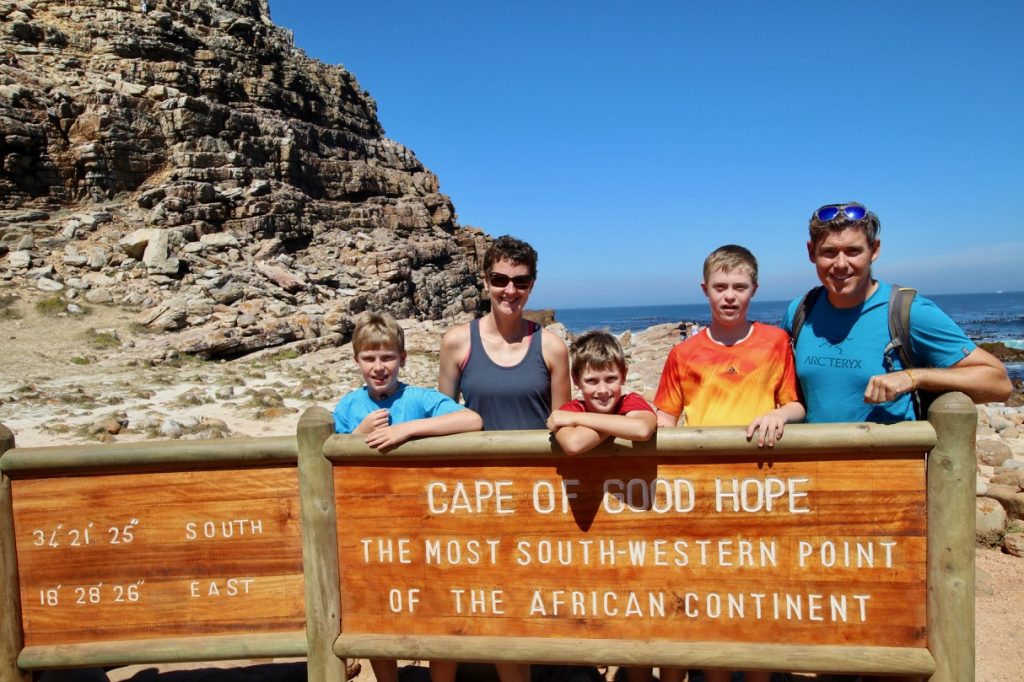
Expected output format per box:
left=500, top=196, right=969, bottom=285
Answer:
left=482, top=235, right=538, bottom=278
left=703, top=244, right=758, bottom=286
left=569, top=330, right=627, bottom=382
left=808, top=202, right=881, bottom=248
left=352, top=312, right=404, bottom=356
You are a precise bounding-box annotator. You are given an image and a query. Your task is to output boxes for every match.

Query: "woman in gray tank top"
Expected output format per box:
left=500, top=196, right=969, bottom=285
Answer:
left=434, top=235, right=570, bottom=682
left=439, top=235, right=570, bottom=430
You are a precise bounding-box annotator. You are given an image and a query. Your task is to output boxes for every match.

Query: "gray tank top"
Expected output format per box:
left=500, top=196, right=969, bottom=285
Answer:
left=460, top=318, right=551, bottom=430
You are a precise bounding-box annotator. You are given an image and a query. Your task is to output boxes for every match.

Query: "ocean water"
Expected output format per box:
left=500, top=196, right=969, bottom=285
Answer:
left=555, top=290, right=1024, bottom=382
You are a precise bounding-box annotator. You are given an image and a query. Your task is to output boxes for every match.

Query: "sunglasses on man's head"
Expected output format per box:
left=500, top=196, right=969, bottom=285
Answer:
left=487, top=272, right=534, bottom=290
left=814, top=204, right=869, bottom=223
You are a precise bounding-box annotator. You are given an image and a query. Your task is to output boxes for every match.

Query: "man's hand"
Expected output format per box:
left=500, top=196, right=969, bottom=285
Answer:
left=864, top=370, right=914, bottom=404
left=354, top=408, right=390, bottom=434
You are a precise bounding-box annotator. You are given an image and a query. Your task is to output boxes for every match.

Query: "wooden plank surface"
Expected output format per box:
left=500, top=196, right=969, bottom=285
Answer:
left=334, top=635, right=937, bottom=676
left=334, top=454, right=927, bottom=648
left=12, top=467, right=304, bottom=647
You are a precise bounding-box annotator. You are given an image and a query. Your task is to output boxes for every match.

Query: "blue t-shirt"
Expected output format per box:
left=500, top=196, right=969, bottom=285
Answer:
left=332, top=383, right=464, bottom=434
left=782, top=281, right=975, bottom=424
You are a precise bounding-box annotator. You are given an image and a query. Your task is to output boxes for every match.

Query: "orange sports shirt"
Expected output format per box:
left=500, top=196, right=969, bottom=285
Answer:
left=654, top=323, right=800, bottom=426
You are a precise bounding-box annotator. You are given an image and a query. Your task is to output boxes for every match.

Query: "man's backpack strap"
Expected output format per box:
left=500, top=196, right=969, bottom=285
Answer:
left=790, top=286, right=824, bottom=347
left=884, top=285, right=918, bottom=371
left=884, top=285, right=933, bottom=418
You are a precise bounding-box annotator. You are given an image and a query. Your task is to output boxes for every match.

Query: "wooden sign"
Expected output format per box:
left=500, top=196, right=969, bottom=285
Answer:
left=335, top=454, right=926, bottom=647
left=11, top=467, right=304, bottom=647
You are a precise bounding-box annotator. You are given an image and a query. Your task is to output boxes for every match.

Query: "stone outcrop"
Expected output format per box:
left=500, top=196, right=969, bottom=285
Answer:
left=0, top=0, right=491, bottom=357
left=975, top=404, right=1024, bottom=555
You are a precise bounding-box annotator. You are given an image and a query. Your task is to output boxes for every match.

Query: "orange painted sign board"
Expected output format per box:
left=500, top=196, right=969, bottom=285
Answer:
left=12, top=467, right=305, bottom=646
left=335, top=454, right=927, bottom=647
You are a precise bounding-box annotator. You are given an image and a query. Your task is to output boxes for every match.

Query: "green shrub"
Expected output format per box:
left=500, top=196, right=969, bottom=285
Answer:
left=83, top=328, right=121, bottom=349
left=0, top=294, right=20, bottom=320
left=977, top=520, right=1024, bottom=548
left=35, top=294, right=67, bottom=316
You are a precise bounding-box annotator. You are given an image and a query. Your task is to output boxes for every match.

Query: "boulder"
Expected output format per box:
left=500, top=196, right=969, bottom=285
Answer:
left=138, top=303, right=188, bottom=331
left=1004, top=533, right=1024, bottom=558
left=977, top=497, right=1008, bottom=535
left=6, top=250, right=31, bottom=269
left=119, top=229, right=158, bottom=260
left=255, top=261, right=306, bottom=293
left=990, top=470, right=1024, bottom=490
left=141, top=231, right=180, bottom=275
left=985, top=485, right=1024, bottom=521
left=977, top=439, right=1013, bottom=467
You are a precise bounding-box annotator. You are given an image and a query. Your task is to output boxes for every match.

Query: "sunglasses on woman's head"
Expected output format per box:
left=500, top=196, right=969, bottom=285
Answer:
left=814, top=204, right=869, bottom=222
left=487, top=272, right=534, bottom=290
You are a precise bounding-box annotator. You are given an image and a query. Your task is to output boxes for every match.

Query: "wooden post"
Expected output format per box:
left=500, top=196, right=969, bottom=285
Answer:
left=0, top=425, right=30, bottom=682
left=926, top=392, right=977, bottom=682
left=297, top=408, right=345, bottom=682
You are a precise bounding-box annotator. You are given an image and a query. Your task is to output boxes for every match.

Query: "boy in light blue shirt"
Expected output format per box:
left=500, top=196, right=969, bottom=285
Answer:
left=332, top=313, right=481, bottom=682
left=333, top=312, right=482, bottom=449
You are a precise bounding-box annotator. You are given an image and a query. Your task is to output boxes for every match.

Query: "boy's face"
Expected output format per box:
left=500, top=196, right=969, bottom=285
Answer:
left=355, top=346, right=405, bottom=400
left=574, top=364, right=625, bottom=414
left=702, top=267, right=756, bottom=327
left=807, top=226, right=880, bottom=309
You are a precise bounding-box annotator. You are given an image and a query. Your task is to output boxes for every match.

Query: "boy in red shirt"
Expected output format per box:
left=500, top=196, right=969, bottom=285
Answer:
left=547, top=330, right=656, bottom=456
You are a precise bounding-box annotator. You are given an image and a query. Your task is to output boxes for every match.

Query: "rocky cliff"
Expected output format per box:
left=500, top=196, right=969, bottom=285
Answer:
left=0, top=0, right=490, bottom=357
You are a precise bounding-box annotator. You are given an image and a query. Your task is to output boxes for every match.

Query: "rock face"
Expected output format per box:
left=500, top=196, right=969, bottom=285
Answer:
left=0, top=0, right=490, bottom=356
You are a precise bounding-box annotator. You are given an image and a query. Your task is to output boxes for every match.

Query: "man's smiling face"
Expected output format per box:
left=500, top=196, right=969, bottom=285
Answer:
left=808, top=227, right=880, bottom=308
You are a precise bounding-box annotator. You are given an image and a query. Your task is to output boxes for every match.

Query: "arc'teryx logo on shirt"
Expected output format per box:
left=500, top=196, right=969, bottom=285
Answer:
left=804, top=356, right=863, bottom=369
left=805, top=333, right=860, bottom=367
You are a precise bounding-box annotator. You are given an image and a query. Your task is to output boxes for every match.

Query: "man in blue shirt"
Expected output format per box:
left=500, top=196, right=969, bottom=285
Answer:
left=783, top=202, right=1011, bottom=423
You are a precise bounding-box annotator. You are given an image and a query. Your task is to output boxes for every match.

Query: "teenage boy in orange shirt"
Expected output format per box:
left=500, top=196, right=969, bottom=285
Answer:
left=655, top=244, right=804, bottom=446
left=650, top=244, right=805, bottom=682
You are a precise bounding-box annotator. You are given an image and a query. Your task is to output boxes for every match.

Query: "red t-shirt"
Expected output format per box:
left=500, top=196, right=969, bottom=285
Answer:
left=559, top=392, right=654, bottom=415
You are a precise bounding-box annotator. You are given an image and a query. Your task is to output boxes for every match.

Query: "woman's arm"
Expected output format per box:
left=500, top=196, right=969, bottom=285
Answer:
left=438, top=324, right=470, bottom=400
left=542, top=329, right=572, bottom=409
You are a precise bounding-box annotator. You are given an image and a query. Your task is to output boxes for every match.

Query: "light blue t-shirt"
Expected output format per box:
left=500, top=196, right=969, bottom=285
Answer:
left=782, top=281, right=975, bottom=424
left=332, top=383, right=464, bottom=434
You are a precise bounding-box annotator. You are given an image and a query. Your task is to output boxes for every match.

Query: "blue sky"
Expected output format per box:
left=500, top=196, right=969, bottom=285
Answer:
left=270, top=1, right=1024, bottom=309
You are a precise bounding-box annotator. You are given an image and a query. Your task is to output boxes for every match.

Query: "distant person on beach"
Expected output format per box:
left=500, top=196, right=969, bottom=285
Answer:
left=547, top=330, right=656, bottom=455
left=648, top=245, right=801, bottom=682
left=437, top=234, right=570, bottom=682
left=333, top=312, right=482, bottom=682
left=783, top=202, right=1011, bottom=423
